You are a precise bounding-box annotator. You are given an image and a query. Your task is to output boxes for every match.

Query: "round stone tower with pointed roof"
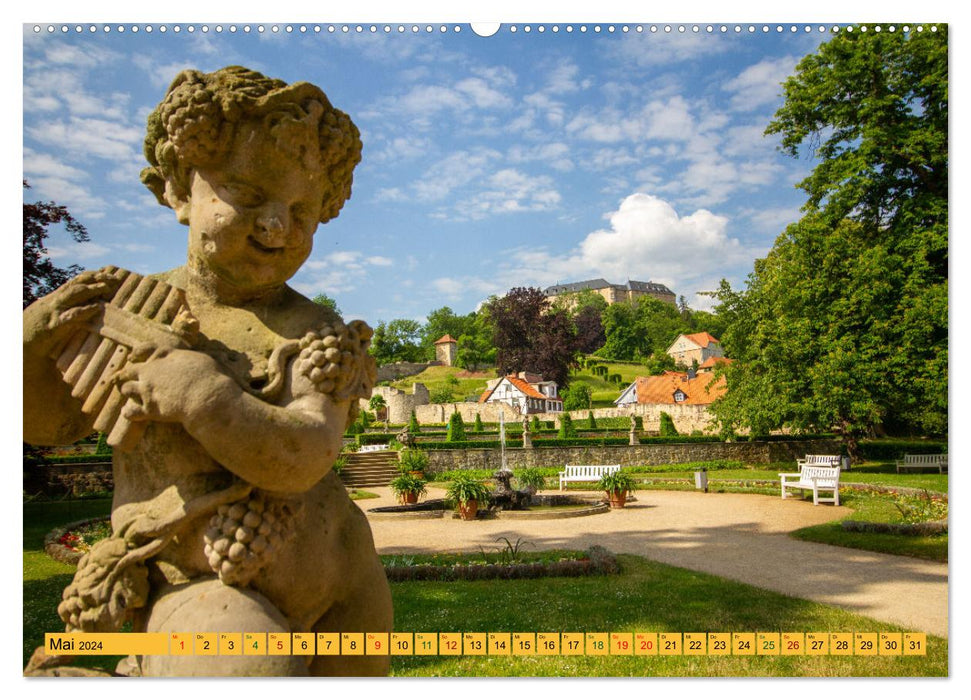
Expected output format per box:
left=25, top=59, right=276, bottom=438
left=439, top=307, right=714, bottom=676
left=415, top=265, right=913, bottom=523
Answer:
left=434, top=334, right=458, bottom=366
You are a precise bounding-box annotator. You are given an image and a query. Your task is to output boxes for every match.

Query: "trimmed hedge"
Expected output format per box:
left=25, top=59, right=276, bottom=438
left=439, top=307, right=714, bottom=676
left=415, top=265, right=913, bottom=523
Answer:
left=356, top=432, right=398, bottom=445
left=38, top=454, right=112, bottom=465
left=857, top=440, right=947, bottom=460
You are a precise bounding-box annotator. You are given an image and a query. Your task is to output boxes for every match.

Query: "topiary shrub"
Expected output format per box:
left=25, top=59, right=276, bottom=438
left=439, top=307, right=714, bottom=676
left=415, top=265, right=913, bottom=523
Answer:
left=531, top=415, right=542, bottom=432
left=446, top=412, right=467, bottom=442
left=659, top=412, right=678, bottom=437
left=408, top=410, right=421, bottom=434
left=558, top=414, right=578, bottom=438
left=473, top=414, right=484, bottom=432
left=586, top=411, right=597, bottom=430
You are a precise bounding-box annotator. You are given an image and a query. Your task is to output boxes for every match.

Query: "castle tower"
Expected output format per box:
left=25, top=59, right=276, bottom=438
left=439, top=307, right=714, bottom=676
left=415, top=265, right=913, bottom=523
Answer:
left=434, top=335, right=458, bottom=366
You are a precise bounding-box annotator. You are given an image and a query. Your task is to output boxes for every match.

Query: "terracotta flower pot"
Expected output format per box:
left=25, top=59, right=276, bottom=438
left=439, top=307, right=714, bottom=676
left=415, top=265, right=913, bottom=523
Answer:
left=399, top=492, right=419, bottom=505
left=607, top=490, right=627, bottom=509
left=458, top=500, right=479, bottom=520
left=408, top=470, right=425, bottom=478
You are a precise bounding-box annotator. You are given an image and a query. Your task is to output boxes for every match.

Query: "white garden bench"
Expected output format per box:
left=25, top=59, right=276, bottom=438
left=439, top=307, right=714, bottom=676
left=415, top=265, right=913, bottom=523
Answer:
left=797, top=454, right=842, bottom=470
left=359, top=444, right=389, bottom=453
left=896, top=454, right=948, bottom=474
left=779, top=465, right=841, bottom=505
left=559, top=464, right=621, bottom=490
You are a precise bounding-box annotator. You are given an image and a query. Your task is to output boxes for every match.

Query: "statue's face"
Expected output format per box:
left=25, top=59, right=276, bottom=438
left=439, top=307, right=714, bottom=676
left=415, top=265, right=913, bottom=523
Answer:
left=185, top=121, right=326, bottom=293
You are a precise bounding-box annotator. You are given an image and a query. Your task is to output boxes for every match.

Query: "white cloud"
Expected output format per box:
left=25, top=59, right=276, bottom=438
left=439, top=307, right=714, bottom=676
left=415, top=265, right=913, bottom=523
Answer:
left=27, top=116, right=142, bottom=161
left=412, top=149, right=499, bottom=202
left=452, top=169, right=561, bottom=221
left=422, top=193, right=754, bottom=304
left=606, top=32, right=731, bottom=69
left=47, top=242, right=112, bottom=260
left=723, top=55, right=799, bottom=111
left=299, top=250, right=398, bottom=295
left=507, top=142, right=573, bottom=172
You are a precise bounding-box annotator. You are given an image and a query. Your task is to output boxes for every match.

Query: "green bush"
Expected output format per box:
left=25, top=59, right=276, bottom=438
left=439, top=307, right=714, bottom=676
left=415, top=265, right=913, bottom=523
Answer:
left=445, top=474, right=492, bottom=506
left=857, top=439, right=947, bottom=460
left=446, top=413, right=467, bottom=442
left=586, top=412, right=597, bottom=430
left=95, top=433, right=111, bottom=456
left=38, top=454, right=112, bottom=465
left=531, top=415, right=542, bottom=432
left=597, top=470, right=638, bottom=495
left=514, top=468, right=546, bottom=492
left=562, top=384, right=592, bottom=411
left=473, top=414, right=484, bottom=432
left=357, top=432, right=397, bottom=445
left=408, top=410, right=421, bottom=434
left=398, top=448, right=430, bottom=474
left=558, top=414, right=578, bottom=438
left=390, top=473, right=428, bottom=500
left=659, top=412, right=679, bottom=437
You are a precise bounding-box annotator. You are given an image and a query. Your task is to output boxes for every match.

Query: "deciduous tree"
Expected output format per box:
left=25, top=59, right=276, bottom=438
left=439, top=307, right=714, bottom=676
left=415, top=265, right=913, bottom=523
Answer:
left=23, top=181, right=89, bottom=308
left=712, top=27, right=948, bottom=450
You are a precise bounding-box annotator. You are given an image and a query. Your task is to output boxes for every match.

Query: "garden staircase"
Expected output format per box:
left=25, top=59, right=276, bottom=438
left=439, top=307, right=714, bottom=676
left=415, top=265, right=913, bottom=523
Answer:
left=339, top=451, right=400, bottom=488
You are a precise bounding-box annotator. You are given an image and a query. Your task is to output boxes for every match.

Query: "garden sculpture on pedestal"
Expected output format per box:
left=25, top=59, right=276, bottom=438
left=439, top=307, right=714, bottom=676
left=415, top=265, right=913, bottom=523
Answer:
left=22, top=66, right=392, bottom=677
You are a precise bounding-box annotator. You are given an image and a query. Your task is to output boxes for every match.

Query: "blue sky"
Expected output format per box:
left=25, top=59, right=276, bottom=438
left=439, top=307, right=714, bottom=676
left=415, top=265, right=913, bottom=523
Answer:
left=19, top=22, right=888, bottom=325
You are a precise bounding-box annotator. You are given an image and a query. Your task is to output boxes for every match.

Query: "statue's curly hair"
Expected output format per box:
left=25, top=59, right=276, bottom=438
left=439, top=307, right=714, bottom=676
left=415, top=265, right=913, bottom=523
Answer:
left=140, top=65, right=362, bottom=225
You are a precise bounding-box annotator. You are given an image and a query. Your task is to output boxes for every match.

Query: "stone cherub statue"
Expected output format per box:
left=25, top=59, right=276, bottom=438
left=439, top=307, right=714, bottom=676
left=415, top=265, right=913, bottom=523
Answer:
left=23, top=66, right=392, bottom=676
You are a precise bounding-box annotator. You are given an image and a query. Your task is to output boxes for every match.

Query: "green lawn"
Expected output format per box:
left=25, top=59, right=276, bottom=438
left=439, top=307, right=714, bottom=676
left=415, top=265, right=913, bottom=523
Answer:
left=24, top=497, right=947, bottom=676
left=388, top=554, right=946, bottom=676
left=389, top=365, right=493, bottom=402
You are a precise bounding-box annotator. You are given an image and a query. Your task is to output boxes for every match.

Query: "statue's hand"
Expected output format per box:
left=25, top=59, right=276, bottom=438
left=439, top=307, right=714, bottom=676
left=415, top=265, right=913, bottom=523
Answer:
left=23, top=268, right=122, bottom=356
left=114, top=348, right=230, bottom=425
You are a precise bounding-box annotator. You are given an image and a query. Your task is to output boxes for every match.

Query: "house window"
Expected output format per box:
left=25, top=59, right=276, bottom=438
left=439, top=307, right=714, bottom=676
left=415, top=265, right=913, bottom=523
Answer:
left=674, top=390, right=686, bottom=403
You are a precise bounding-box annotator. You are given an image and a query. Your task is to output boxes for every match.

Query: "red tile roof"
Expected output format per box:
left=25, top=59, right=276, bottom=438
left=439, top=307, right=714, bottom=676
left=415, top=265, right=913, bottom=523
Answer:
left=683, top=332, right=721, bottom=348
left=478, top=375, right=560, bottom=403
left=506, top=375, right=549, bottom=400
left=634, top=372, right=726, bottom=405
left=434, top=334, right=458, bottom=344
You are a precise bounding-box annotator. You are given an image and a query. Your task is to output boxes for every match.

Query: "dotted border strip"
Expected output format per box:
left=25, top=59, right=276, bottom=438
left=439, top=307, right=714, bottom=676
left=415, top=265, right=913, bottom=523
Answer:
left=30, top=24, right=940, bottom=35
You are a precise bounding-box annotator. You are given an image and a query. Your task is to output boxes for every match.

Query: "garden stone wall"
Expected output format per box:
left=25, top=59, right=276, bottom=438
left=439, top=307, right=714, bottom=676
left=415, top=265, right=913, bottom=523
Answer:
left=425, top=439, right=842, bottom=473
left=413, top=402, right=719, bottom=434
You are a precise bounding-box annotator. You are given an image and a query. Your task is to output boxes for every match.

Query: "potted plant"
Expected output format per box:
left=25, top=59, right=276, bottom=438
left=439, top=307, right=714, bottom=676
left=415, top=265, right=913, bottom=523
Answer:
left=514, top=467, right=546, bottom=496
left=445, top=474, right=492, bottom=520
left=390, top=473, right=427, bottom=505
left=598, top=470, right=637, bottom=509
left=398, top=448, right=429, bottom=477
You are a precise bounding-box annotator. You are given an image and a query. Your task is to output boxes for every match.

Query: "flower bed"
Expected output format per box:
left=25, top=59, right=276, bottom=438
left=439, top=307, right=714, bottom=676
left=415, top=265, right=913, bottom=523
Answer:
left=44, top=517, right=111, bottom=566
left=383, top=545, right=618, bottom=582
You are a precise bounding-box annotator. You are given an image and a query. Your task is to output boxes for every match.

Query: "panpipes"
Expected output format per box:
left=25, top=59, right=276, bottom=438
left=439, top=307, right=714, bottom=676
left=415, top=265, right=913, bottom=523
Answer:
left=53, top=266, right=197, bottom=451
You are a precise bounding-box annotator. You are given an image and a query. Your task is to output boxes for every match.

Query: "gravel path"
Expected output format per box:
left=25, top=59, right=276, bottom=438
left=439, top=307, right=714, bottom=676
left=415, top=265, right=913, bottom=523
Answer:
left=358, top=487, right=948, bottom=638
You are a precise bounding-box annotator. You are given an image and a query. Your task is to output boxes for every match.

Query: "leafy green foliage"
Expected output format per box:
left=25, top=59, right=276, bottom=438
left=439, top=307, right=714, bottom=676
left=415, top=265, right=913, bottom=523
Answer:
left=712, top=28, right=948, bottom=449
left=390, top=473, right=428, bottom=499
left=659, top=412, right=679, bottom=437
left=485, top=287, right=580, bottom=388
left=586, top=412, right=597, bottom=430
left=473, top=414, right=484, bottom=432
left=311, top=293, right=341, bottom=317
left=557, top=413, right=578, bottom=438
left=561, top=384, right=592, bottom=411
left=446, top=412, right=467, bottom=442
left=514, top=468, right=546, bottom=492
left=370, top=318, right=424, bottom=364
left=408, top=410, right=421, bottom=434
left=398, top=448, right=430, bottom=474
left=23, top=181, right=89, bottom=308
left=597, top=470, right=638, bottom=495
left=444, top=473, right=492, bottom=506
